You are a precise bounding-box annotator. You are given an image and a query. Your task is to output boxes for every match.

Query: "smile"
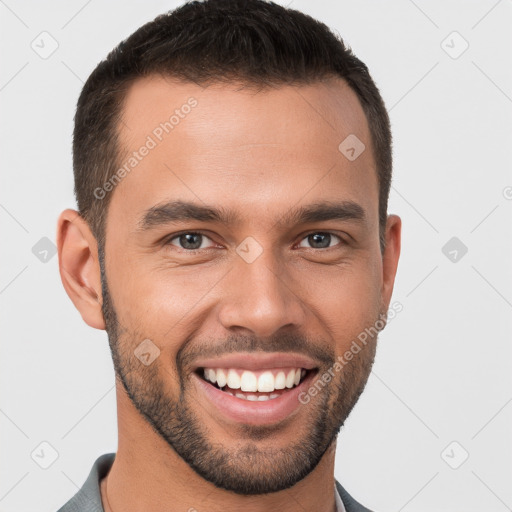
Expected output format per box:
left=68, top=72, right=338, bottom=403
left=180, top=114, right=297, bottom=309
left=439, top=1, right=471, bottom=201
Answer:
left=192, top=364, right=319, bottom=426
left=198, top=367, right=311, bottom=401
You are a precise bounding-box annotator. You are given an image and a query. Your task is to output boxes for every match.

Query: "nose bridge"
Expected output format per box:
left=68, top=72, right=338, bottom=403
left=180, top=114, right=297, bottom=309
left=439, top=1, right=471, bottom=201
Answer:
left=218, top=243, right=305, bottom=337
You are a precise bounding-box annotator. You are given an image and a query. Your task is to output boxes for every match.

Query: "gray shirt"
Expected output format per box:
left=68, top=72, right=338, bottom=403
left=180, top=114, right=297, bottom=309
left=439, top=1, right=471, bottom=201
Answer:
left=57, top=453, right=374, bottom=512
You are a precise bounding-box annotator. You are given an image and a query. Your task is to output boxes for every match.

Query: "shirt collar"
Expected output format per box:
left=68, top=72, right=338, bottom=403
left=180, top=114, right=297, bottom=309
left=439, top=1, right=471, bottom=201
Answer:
left=335, top=482, right=347, bottom=512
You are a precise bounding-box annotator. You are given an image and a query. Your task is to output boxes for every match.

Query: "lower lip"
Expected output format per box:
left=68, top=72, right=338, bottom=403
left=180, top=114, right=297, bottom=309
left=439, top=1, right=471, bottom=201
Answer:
left=192, top=370, right=317, bottom=426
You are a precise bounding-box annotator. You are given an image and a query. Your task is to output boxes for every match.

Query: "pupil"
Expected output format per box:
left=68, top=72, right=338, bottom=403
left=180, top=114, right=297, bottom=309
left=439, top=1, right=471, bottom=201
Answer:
left=309, top=233, right=330, bottom=248
left=181, top=233, right=201, bottom=249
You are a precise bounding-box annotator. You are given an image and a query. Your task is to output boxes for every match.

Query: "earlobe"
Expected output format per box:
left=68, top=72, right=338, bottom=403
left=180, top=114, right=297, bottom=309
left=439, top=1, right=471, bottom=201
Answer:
left=56, top=209, right=106, bottom=330
left=381, top=214, right=402, bottom=315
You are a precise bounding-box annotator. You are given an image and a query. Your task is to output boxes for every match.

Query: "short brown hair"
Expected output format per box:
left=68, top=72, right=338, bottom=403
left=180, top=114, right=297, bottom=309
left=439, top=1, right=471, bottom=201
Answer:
left=73, top=0, right=392, bottom=251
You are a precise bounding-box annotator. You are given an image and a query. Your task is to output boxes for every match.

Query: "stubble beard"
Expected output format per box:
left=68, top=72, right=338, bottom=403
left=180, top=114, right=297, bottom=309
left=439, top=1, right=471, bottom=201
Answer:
left=98, top=244, right=378, bottom=495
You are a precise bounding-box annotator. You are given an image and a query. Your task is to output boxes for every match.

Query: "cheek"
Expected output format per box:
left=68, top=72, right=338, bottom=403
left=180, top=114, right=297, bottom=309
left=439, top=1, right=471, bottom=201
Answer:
left=107, top=242, right=382, bottom=348
left=296, top=258, right=382, bottom=349
left=108, top=260, right=228, bottom=338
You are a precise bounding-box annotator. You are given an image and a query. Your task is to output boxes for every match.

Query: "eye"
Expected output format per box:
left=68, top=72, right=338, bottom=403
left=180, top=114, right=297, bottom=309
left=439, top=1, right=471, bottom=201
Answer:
left=165, top=232, right=216, bottom=251
left=297, top=232, right=344, bottom=250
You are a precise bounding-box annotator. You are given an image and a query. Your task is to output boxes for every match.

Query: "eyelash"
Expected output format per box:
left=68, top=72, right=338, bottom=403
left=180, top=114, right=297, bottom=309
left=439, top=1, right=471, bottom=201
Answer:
left=163, top=230, right=347, bottom=252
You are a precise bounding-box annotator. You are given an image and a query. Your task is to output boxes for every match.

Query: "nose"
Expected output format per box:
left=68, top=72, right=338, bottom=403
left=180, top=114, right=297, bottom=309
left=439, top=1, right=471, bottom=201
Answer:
left=217, top=248, right=306, bottom=339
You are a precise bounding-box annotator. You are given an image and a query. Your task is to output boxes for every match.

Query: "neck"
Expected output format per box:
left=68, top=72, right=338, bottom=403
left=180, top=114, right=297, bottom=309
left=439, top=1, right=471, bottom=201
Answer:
left=103, top=380, right=339, bottom=512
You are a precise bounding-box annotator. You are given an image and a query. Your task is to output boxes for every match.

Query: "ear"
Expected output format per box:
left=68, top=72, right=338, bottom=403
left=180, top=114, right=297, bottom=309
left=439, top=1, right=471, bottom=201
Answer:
left=380, top=214, right=402, bottom=316
left=56, top=209, right=105, bottom=330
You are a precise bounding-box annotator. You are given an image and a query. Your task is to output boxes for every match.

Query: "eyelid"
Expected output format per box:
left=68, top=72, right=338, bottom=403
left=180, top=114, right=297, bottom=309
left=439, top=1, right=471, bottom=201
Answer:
left=163, top=230, right=218, bottom=250
left=162, top=229, right=349, bottom=252
left=296, top=231, right=346, bottom=249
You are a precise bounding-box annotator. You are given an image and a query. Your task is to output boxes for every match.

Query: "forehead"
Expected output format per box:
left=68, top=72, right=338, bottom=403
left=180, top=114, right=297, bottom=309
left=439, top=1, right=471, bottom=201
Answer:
left=109, top=75, right=378, bottom=233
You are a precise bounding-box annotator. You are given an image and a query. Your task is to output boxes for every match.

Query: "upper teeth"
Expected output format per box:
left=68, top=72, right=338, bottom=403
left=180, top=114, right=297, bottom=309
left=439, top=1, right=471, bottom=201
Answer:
left=203, top=368, right=305, bottom=392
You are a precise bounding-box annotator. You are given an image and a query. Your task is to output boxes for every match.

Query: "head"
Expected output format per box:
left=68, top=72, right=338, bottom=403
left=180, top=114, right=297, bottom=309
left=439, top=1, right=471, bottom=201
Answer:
left=58, top=0, right=401, bottom=496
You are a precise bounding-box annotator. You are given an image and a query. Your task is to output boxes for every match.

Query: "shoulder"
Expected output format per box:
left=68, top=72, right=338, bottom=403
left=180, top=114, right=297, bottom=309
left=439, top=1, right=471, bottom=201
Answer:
left=56, top=453, right=116, bottom=512
left=335, top=479, right=376, bottom=512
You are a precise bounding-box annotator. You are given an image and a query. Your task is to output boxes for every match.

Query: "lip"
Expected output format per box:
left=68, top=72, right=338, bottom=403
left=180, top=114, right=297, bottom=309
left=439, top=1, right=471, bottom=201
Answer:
left=192, top=352, right=319, bottom=371
left=192, top=368, right=317, bottom=426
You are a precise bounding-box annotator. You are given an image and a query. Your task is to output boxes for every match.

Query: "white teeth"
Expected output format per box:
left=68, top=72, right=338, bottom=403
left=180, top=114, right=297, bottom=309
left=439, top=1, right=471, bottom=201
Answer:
left=226, top=369, right=241, bottom=389
left=257, top=371, right=275, bottom=392
left=231, top=391, right=282, bottom=401
left=202, top=367, right=309, bottom=392
left=274, top=371, right=286, bottom=389
left=285, top=369, right=296, bottom=388
left=216, top=369, right=227, bottom=388
left=240, top=371, right=258, bottom=392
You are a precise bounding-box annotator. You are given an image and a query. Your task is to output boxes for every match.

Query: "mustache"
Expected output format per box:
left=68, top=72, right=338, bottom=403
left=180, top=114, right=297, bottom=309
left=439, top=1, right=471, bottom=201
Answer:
left=177, top=331, right=335, bottom=371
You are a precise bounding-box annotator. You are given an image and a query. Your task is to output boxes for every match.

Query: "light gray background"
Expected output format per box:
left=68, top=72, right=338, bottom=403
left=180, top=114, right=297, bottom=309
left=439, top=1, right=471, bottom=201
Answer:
left=1, top=1, right=511, bottom=511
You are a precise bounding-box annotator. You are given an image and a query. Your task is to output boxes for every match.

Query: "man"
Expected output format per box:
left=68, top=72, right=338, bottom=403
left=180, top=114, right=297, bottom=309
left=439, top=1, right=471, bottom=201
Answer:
left=56, top=0, right=401, bottom=510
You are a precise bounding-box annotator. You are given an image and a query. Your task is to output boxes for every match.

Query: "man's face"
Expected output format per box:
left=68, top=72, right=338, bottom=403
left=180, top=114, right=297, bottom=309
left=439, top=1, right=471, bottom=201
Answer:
left=100, top=76, right=396, bottom=494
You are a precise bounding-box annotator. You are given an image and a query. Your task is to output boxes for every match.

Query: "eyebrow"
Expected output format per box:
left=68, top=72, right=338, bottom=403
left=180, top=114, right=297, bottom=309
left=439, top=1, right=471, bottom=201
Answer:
left=137, top=199, right=367, bottom=231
